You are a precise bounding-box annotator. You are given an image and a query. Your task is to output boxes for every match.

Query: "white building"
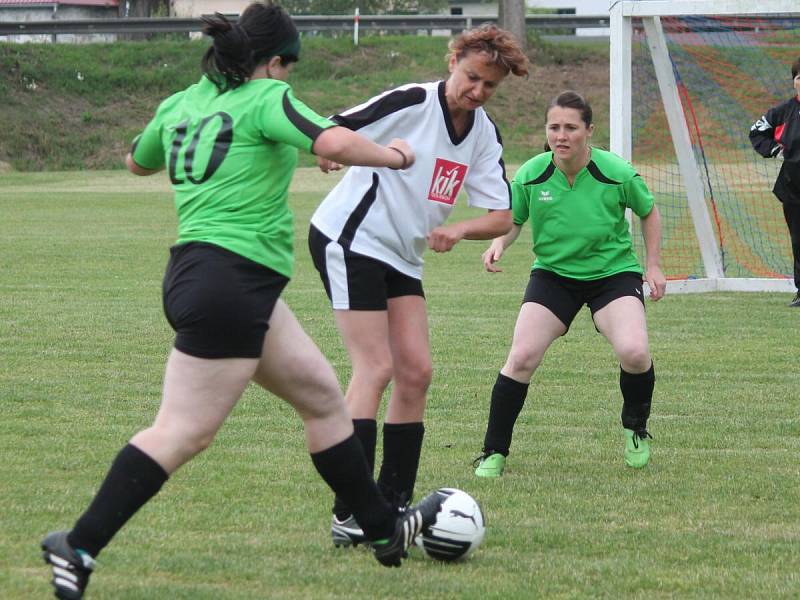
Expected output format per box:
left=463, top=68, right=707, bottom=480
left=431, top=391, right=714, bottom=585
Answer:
left=528, top=0, right=610, bottom=35
left=0, top=0, right=119, bottom=42
left=171, top=0, right=244, bottom=18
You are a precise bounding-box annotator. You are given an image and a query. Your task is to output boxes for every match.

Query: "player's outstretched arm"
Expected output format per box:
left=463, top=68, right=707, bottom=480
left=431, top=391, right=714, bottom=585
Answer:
left=312, top=127, right=415, bottom=171
left=428, top=209, right=512, bottom=254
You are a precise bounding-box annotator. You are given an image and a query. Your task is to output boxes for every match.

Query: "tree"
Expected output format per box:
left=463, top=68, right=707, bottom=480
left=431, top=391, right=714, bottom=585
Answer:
left=120, top=0, right=172, bottom=40
left=123, top=0, right=169, bottom=17
left=498, top=0, right=526, bottom=51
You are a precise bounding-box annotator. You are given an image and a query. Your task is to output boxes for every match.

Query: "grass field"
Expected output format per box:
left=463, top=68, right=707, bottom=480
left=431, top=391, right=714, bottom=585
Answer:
left=2, top=169, right=799, bottom=599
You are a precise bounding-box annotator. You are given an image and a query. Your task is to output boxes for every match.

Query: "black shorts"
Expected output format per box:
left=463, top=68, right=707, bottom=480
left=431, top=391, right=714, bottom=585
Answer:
left=308, top=225, right=424, bottom=310
left=523, top=269, right=645, bottom=330
left=162, top=242, right=289, bottom=359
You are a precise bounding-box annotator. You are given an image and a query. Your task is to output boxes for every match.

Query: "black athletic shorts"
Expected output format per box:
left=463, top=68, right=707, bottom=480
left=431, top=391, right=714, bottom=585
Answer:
left=162, top=242, right=289, bottom=359
left=523, top=269, right=645, bottom=330
left=308, top=225, right=424, bottom=310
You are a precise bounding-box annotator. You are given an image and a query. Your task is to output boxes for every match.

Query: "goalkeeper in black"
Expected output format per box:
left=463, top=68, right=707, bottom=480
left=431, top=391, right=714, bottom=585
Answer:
left=749, top=56, right=800, bottom=307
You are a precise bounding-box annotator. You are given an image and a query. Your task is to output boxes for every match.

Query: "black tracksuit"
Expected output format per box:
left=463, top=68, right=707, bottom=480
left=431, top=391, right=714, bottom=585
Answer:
left=750, top=96, right=800, bottom=290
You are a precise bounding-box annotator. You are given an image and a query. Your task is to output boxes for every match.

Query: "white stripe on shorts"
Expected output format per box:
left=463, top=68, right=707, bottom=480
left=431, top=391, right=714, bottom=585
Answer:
left=324, top=241, right=350, bottom=309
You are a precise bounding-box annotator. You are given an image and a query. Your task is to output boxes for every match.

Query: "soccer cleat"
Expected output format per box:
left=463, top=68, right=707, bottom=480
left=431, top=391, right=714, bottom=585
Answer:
left=623, top=429, right=652, bottom=469
left=789, top=293, right=800, bottom=307
left=372, top=491, right=444, bottom=567
left=473, top=452, right=506, bottom=478
left=331, top=514, right=368, bottom=548
left=41, top=531, right=96, bottom=600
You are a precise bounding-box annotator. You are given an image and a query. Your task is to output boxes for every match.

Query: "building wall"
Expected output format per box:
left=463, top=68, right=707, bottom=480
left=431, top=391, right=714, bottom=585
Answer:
left=528, top=0, right=609, bottom=35
left=173, top=0, right=495, bottom=17
left=0, top=5, right=118, bottom=42
left=450, top=2, right=497, bottom=17
left=171, top=0, right=247, bottom=17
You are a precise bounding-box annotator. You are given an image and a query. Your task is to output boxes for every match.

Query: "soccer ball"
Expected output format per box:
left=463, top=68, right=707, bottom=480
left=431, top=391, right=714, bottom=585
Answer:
left=415, top=488, right=485, bottom=561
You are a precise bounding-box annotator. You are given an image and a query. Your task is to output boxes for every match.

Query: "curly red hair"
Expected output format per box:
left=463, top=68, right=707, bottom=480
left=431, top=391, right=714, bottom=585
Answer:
left=447, top=24, right=529, bottom=77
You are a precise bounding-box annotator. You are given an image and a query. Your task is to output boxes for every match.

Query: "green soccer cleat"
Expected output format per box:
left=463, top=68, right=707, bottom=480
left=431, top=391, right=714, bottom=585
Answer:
left=624, top=429, right=652, bottom=469
left=473, top=452, right=506, bottom=478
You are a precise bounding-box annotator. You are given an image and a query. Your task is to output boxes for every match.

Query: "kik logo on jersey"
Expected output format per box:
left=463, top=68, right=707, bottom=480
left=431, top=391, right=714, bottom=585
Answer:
left=428, top=158, right=468, bottom=205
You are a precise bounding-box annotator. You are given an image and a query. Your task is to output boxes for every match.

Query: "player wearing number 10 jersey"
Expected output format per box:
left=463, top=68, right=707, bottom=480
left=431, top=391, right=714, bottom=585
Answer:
left=39, top=4, right=445, bottom=598
left=133, top=64, right=332, bottom=278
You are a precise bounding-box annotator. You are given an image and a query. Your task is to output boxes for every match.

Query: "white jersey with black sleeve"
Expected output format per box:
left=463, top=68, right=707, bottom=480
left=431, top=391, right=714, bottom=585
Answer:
left=309, top=80, right=511, bottom=280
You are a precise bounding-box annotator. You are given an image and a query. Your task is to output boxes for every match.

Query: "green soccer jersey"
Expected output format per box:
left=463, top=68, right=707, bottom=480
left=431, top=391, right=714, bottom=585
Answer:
left=131, top=76, right=335, bottom=278
left=511, top=148, right=655, bottom=280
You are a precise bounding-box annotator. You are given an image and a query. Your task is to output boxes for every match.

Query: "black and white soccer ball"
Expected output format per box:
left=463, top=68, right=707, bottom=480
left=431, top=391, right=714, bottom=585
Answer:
left=415, top=488, right=485, bottom=561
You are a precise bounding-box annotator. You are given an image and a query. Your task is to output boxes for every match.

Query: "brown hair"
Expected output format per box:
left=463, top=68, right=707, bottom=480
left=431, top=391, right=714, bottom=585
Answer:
left=792, top=57, right=800, bottom=79
left=447, top=24, right=529, bottom=77
left=546, top=90, right=593, bottom=127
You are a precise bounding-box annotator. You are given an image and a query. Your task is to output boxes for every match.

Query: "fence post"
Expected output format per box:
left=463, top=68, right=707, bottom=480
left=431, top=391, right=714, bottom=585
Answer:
left=353, top=8, right=359, bottom=46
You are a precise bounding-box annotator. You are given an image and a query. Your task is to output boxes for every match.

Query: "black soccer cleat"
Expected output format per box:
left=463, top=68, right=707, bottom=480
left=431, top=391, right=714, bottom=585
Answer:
left=372, top=491, right=444, bottom=567
left=789, top=293, right=800, bottom=307
left=41, top=531, right=95, bottom=600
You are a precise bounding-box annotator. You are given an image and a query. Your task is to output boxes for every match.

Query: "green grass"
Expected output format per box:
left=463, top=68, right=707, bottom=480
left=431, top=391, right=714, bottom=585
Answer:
left=2, top=169, right=799, bottom=599
left=0, top=35, right=609, bottom=171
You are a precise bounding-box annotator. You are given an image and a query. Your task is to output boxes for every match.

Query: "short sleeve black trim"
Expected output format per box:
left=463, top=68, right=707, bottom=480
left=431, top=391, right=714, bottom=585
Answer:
left=332, top=87, right=427, bottom=131
left=524, top=161, right=556, bottom=185
left=486, top=113, right=511, bottom=208
left=587, top=160, right=621, bottom=185
left=282, top=90, right=326, bottom=142
left=338, top=173, right=380, bottom=250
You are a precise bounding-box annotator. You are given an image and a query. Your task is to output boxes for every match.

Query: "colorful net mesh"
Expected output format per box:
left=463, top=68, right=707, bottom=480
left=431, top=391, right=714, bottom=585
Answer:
left=630, top=14, right=797, bottom=280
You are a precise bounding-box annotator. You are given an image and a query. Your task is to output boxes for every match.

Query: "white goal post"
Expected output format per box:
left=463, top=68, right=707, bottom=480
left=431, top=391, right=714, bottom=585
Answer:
left=609, top=0, right=797, bottom=293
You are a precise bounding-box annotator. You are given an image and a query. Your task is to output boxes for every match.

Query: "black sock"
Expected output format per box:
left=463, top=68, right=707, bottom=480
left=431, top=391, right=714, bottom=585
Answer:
left=332, top=419, right=376, bottom=520
left=68, top=444, right=169, bottom=558
left=311, top=434, right=394, bottom=540
left=377, top=422, right=424, bottom=509
left=482, top=372, right=529, bottom=457
left=620, top=363, right=655, bottom=432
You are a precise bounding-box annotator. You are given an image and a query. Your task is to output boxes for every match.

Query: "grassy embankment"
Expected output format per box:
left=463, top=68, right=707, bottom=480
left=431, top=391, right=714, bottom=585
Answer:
left=0, top=34, right=609, bottom=171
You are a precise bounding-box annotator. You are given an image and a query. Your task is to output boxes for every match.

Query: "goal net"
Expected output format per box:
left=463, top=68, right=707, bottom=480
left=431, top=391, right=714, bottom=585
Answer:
left=610, top=0, right=798, bottom=292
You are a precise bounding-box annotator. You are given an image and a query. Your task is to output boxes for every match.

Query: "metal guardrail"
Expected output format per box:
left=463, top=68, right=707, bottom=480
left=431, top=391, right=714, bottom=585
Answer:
left=0, top=14, right=610, bottom=36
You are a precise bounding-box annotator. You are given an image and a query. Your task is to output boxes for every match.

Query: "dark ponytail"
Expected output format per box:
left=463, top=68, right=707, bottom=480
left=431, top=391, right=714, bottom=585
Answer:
left=201, top=2, right=300, bottom=94
left=202, top=14, right=253, bottom=93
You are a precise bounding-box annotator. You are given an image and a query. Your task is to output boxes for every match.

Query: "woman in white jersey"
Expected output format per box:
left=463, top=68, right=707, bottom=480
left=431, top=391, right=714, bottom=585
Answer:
left=473, top=91, right=666, bottom=478
left=307, top=25, right=529, bottom=546
left=39, top=5, right=444, bottom=597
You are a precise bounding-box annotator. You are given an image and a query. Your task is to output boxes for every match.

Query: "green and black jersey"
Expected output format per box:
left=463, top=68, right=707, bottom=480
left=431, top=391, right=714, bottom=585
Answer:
left=511, top=148, right=655, bottom=280
left=132, top=76, right=335, bottom=278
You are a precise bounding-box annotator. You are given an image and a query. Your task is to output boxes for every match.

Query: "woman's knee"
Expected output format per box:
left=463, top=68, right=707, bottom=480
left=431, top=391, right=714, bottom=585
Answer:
left=394, top=357, right=433, bottom=394
left=140, top=423, right=217, bottom=463
left=185, top=431, right=216, bottom=456
left=617, top=342, right=651, bottom=372
left=288, top=366, right=346, bottom=419
left=504, top=346, right=543, bottom=378
left=354, top=358, right=394, bottom=391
